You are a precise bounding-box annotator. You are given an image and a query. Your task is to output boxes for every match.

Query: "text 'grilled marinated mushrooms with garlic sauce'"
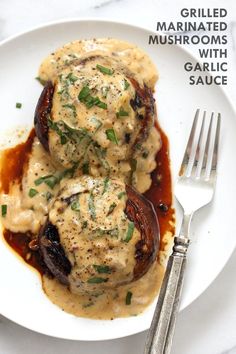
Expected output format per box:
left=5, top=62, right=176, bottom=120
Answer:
left=0, top=38, right=175, bottom=319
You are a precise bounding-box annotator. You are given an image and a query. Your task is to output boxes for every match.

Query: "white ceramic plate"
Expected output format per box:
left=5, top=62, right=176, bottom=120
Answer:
left=0, top=19, right=236, bottom=341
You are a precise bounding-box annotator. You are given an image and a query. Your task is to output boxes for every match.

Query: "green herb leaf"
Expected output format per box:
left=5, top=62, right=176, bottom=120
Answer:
left=93, top=265, right=112, bottom=274
left=1, top=204, right=7, bottom=217
left=102, top=177, right=110, bottom=194
left=123, top=222, right=135, bottom=243
left=116, top=107, right=129, bottom=118
left=78, top=86, right=90, bottom=100
left=82, top=220, right=88, bottom=229
left=96, top=101, right=107, bottom=109
left=124, top=79, right=130, bottom=90
left=35, top=76, right=47, bottom=85
left=66, top=72, right=78, bottom=84
left=125, top=291, right=133, bottom=305
left=87, top=277, right=108, bottom=284
left=118, top=191, right=126, bottom=199
left=94, top=147, right=110, bottom=175
left=82, top=162, right=89, bottom=174
left=45, top=191, right=53, bottom=201
left=96, top=64, right=113, bottom=75
left=107, top=202, right=117, bottom=216
left=16, top=102, right=22, bottom=109
left=34, top=175, right=59, bottom=189
left=88, top=192, right=96, bottom=221
left=29, top=188, right=39, bottom=198
left=106, top=128, right=119, bottom=145
left=71, top=200, right=80, bottom=212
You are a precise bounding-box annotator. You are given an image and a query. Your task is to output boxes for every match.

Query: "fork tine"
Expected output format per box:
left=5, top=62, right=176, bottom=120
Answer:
left=190, top=111, right=206, bottom=177
left=200, top=113, right=213, bottom=178
left=179, top=109, right=199, bottom=176
left=209, top=113, right=221, bottom=180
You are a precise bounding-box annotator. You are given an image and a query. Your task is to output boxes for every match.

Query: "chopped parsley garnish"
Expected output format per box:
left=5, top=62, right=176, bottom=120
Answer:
left=66, top=72, right=78, bottom=84
left=94, top=146, right=110, bottom=175
left=87, top=277, right=108, bottom=284
left=78, top=86, right=107, bottom=109
left=47, top=118, right=68, bottom=145
left=34, top=174, right=59, bottom=189
left=29, top=188, right=39, bottom=198
left=123, top=222, right=135, bottom=243
left=82, top=162, right=89, bottom=174
left=125, top=291, right=133, bottom=305
left=96, top=64, right=113, bottom=75
left=88, top=192, right=96, bottom=221
left=93, top=265, right=112, bottom=274
left=102, top=177, right=110, bottom=194
left=116, top=107, right=129, bottom=118
left=1, top=204, right=7, bottom=217
left=106, top=128, right=119, bottom=145
left=124, top=79, right=130, bottom=90
left=16, top=102, right=22, bottom=109
left=35, top=76, right=46, bottom=85
left=118, top=191, right=126, bottom=199
left=107, top=202, right=117, bottom=216
left=71, top=200, right=80, bottom=212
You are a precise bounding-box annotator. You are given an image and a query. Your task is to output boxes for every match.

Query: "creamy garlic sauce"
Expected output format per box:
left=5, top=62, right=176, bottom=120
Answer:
left=0, top=38, right=167, bottom=320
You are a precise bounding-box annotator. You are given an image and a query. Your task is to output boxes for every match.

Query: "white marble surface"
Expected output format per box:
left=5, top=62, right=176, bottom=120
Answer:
left=1, top=0, right=236, bottom=353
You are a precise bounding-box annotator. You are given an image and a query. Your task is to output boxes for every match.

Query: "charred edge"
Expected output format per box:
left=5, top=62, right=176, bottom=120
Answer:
left=129, top=78, right=155, bottom=150
left=125, top=185, right=159, bottom=281
left=34, top=81, right=54, bottom=151
left=38, top=221, right=72, bottom=285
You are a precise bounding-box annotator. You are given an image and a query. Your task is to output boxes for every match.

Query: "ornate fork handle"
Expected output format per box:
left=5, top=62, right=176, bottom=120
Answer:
left=144, top=236, right=190, bottom=354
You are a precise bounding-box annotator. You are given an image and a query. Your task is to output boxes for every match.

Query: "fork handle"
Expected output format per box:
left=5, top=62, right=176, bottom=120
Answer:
left=144, top=236, right=190, bottom=354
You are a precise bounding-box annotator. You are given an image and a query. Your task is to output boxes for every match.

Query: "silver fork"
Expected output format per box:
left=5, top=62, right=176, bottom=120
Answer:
left=144, top=109, right=221, bottom=354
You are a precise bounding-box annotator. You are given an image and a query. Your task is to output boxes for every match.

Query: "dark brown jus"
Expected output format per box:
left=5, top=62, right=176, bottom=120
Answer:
left=1, top=122, right=174, bottom=275
left=145, top=121, right=175, bottom=251
left=125, top=185, right=159, bottom=280
left=38, top=184, right=159, bottom=286
left=34, top=81, right=54, bottom=151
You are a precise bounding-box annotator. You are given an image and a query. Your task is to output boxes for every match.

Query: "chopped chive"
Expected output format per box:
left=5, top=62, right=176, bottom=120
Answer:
left=93, top=265, right=112, bottom=274
left=123, top=222, right=135, bottom=243
left=107, top=202, right=117, bottom=216
left=1, top=204, right=7, bottom=217
left=82, top=162, right=89, bottom=174
left=16, top=102, right=22, bottom=109
left=102, top=177, right=110, bottom=194
left=124, top=79, right=130, bottom=90
left=35, top=76, right=46, bottom=85
left=96, top=64, right=113, bottom=75
left=118, top=191, right=126, bottom=199
left=66, top=72, right=78, bottom=83
left=71, top=201, right=80, bottom=212
left=78, top=86, right=90, bottom=100
left=96, top=101, right=107, bottom=109
left=34, top=175, right=58, bottom=189
left=29, top=188, right=39, bottom=198
left=125, top=291, right=133, bottom=305
left=87, top=277, right=108, bottom=284
left=106, top=128, right=119, bottom=145
left=116, top=107, right=129, bottom=118
left=88, top=192, right=96, bottom=221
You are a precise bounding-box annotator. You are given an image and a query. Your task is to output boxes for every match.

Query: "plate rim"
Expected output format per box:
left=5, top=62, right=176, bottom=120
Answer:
left=0, top=17, right=236, bottom=341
